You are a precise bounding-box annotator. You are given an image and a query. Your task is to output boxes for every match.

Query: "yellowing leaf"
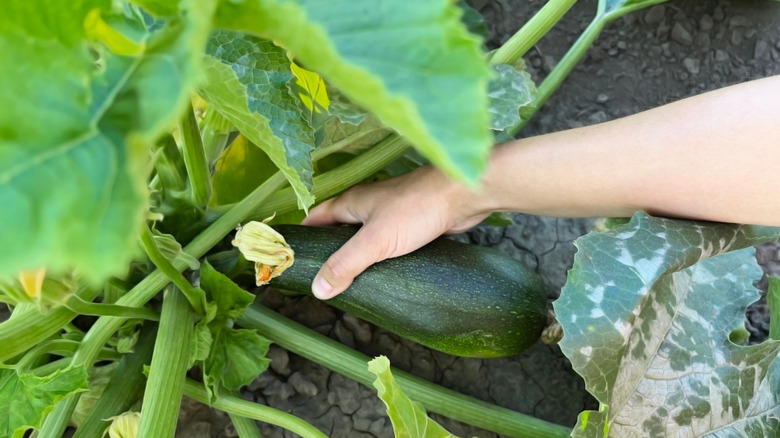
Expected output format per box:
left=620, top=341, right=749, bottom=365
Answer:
left=291, top=62, right=329, bottom=112
left=83, top=9, right=144, bottom=55
left=18, top=268, right=45, bottom=298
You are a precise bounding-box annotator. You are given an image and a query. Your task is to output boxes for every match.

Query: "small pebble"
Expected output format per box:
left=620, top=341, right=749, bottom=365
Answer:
left=731, top=30, right=744, bottom=46
left=755, top=40, right=770, bottom=59
left=715, top=49, right=729, bottom=62
left=267, top=345, right=291, bottom=376
left=644, top=5, right=665, bottom=24
left=596, top=93, right=609, bottom=103
left=699, top=15, right=714, bottom=31
left=288, top=371, right=319, bottom=397
left=671, top=22, right=693, bottom=45
left=729, top=15, right=752, bottom=28
left=713, top=7, right=724, bottom=21
left=342, top=314, right=373, bottom=345
left=333, top=319, right=356, bottom=348
left=682, top=57, right=701, bottom=75
left=616, top=41, right=627, bottom=50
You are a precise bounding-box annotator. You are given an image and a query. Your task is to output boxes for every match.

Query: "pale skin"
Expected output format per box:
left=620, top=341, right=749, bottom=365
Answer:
left=302, top=74, right=780, bottom=300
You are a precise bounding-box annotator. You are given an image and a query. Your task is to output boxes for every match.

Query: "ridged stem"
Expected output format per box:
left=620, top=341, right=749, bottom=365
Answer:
left=183, top=379, right=327, bottom=438
left=137, top=288, right=193, bottom=438
left=490, top=0, right=579, bottom=65
left=179, top=101, right=212, bottom=207
left=72, top=326, right=157, bottom=438
left=0, top=288, right=100, bottom=363
left=238, top=304, right=571, bottom=438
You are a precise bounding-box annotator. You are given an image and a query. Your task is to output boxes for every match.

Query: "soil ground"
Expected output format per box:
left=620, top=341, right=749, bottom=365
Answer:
left=3, top=1, right=780, bottom=437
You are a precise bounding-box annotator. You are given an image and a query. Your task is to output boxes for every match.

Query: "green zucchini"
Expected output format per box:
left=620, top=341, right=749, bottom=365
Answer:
left=270, top=225, right=547, bottom=358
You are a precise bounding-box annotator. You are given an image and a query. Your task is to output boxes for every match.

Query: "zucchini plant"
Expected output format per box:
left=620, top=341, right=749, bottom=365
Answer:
left=1, top=0, right=778, bottom=437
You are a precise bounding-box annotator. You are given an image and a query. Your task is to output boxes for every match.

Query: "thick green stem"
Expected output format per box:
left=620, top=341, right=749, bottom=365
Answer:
left=312, top=128, right=390, bottom=161
left=208, top=134, right=410, bottom=222
left=73, top=325, right=156, bottom=438
left=139, top=225, right=204, bottom=315
left=0, top=288, right=100, bottom=363
left=230, top=414, right=263, bottom=438
left=154, top=134, right=189, bottom=195
left=509, top=17, right=605, bottom=136
left=490, top=0, right=579, bottom=65
left=138, top=287, right=193, bottom=438
left=238, top=304, right=571, bottom=438
left=183, top=380, right=327, bottom=438
left=604, top=0, right=669, bottom=21
left=180, top=101, right=212, bottom=207
left=65, top=296, right=159, bottom=321
left=15, top=340, right=120, bottom=371
left=201, top=106, right=234, bottom=169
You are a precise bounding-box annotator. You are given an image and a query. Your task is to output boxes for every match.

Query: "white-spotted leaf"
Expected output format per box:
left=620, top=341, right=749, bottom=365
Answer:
left=557, top=212, right=780, bottom=437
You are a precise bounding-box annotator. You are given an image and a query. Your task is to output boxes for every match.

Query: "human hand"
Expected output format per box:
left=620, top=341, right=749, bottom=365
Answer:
left=301, top=165, right=492, bottom=299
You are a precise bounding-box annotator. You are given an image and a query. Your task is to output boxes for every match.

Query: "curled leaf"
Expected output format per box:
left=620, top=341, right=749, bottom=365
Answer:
left=231, top=220, right=294, bottom=285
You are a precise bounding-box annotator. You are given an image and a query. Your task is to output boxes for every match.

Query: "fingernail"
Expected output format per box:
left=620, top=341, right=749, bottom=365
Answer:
left=312, top=276, right=333, bottom=300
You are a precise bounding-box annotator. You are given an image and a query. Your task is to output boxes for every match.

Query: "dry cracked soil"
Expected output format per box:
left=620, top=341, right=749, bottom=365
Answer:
left=3, top=1, right=780, bottom=437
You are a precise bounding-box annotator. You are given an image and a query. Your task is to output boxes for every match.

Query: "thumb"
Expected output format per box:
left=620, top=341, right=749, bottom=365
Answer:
left=311, top=227, right=390, bottom=300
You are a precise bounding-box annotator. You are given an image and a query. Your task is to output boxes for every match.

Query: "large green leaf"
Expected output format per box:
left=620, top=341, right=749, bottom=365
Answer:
left=200, top=30, right=315, bottom=211
left=0, top=365, right=88, bottom=437
left=198, top=261, right=270, bottom=400
left=368, top=356, right=459, bottom=438
left=213, top=0, right=492, bottom=184
left=0, top=0, right=214, bottom=283
left=556, top=212, right=780, bottom=437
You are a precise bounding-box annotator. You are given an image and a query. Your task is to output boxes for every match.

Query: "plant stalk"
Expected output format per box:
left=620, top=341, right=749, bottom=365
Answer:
left=238, top=304, right=571, bottom=438
left=65, top=295, right=160, bottom=321
left=509, top=17, right=605, bottom=136
left=73, top=325, right=157, bottom=438
left=183, top=379, right=327, bottom=438
left=179, top=100, right=213, bottom=207
left=137, top=287, right=193, bottom=438
left=490, top=0, right=579, bottom=65
left=230, top=413, right=263, bottom=438
left=201, top=106, right=234, bottom=168
left=209, top=134, right=410, bottom=222
left=14, top=340, right=120, bottom=371
left=0, top=287, right=100, bottom=363
left=139, top=224, right=204, bottom=314
left=154, top=134, right=189, bottom=195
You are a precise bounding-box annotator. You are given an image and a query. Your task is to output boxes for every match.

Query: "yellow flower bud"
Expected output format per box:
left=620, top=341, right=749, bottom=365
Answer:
left=106, top=411, right=141, bottom=438
left=231, top=220, right=294, bottom=286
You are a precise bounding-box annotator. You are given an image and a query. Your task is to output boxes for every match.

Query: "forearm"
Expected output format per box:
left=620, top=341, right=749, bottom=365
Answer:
left=476, top=75, right=780, bottom=225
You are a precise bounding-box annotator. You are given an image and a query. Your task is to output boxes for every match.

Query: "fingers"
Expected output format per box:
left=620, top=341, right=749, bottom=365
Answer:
left=311, top=225, right=392, bottom=300
left=302, top=193, right=362, bottom=226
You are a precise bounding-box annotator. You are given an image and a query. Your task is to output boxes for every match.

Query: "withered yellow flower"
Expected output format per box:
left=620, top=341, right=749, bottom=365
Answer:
left=231, top=220, right=294, bottom=286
